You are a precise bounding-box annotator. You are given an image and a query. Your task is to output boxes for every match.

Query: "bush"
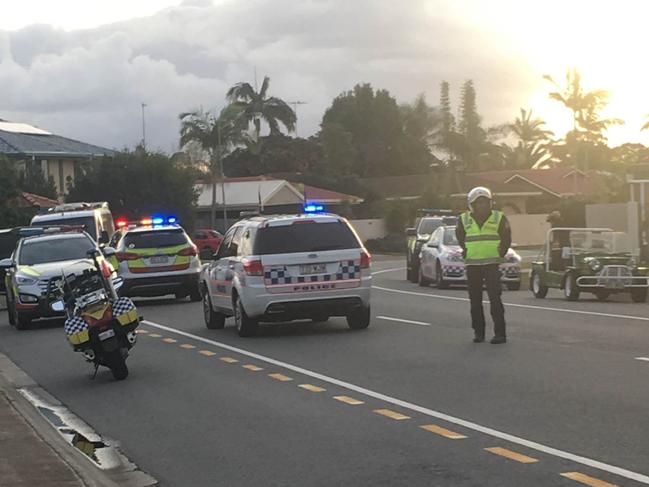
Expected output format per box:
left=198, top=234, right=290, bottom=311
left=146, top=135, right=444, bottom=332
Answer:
left=364, top=233, right=406, bottom=254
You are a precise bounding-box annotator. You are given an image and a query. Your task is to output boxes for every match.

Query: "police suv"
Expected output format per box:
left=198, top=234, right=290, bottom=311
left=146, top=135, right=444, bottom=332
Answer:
left=200, top=212, right=372, bottom=337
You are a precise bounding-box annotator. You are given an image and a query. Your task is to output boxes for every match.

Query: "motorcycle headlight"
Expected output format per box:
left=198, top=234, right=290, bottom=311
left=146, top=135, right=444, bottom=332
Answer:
left=16, top=275, right=38, bottom=286
left=588, top=259, right=602, bottom=272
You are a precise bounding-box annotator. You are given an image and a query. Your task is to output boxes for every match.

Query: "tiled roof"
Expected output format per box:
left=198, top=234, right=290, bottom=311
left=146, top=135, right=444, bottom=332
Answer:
left=302, top=185, right=362, bottom=203
left=0, top=129, right=112, bottom=158
left=21, top=192, right=59, bottom=207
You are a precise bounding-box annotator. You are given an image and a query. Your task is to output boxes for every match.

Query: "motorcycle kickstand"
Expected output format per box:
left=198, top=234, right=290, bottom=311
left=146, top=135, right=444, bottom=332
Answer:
left=90, top=363, right=99, bottom=380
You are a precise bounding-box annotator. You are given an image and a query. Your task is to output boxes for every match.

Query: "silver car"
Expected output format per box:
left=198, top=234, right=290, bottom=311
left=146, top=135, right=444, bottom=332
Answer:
left=200, top=213, right=372, bottom=337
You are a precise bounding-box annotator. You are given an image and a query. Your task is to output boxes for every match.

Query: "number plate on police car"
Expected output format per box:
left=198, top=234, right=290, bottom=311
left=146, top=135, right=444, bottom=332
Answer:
left=150, top=256, right=169, bottom=264
left=300, top=263, right=327, bottom=274
left=99, top=329, right=115, bottom=341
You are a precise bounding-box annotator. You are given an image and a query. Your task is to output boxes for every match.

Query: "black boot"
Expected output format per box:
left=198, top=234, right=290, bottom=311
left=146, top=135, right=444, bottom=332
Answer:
left=473, top=332, right=485, bottom=343
left=490, top=336, right=507, bottom=344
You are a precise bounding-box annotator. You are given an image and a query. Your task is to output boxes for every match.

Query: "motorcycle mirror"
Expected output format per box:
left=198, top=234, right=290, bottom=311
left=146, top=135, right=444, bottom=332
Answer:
left=0, top=258, right=14, bottom=269
left=51, top=300, right=65, bottom=312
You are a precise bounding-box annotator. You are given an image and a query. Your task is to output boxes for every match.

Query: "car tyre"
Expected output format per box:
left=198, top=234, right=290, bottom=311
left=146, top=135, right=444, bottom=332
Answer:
left=563, top=273, right=580, bottom=301
left=203, top=292, right=225, bottom=329
left=408, top=262, right=419, bottom=283
left=16, top=310, right=31, bottom=330
left=234, top=294, right=258, bottom=337
left=506, top=281, right=521, bottom=291
left=418, top=266, right=430, bottom=287
left=7, top=293, right=16, bottom=326
left=189, top=285, right=202, bottom=302
left=435, top=261, right=449, bottom=289
left=530, top=271, right=548, bottom=298
left=347, top=305, right=370, bottom=330
left=631, top=288, right=648, bottom=303
left=594, top=290, right=610, bottom=302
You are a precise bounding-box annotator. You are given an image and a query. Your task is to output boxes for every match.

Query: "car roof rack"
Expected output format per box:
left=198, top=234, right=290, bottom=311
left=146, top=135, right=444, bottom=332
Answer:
left=47, top=201, right=109, bottom=213
left=417, top=208, right=455, bottom=216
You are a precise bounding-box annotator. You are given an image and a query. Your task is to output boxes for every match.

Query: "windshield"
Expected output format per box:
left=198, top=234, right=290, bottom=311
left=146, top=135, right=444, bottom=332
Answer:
left=418, top=218, right=443, bottom=236
left=124, top=229, right=188, bottom=249
left=19, top=237, right=95, bottom=265
left=443, top=227, right=459, bottom=246
left=33, top=216, right=97, bottom=240
left=255, top=222, right=360, bottom=255
left=568, top=231, right=633, bottom=254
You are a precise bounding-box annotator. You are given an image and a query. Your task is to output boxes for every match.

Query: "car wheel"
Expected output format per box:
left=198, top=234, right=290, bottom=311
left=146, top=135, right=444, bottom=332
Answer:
left=408, top=261, right=419, bottom=283
left=234, top=294, right=258, bottom=337
left=530, top=271, right=548, bottom=298
left=7, top=293, right=16, bottom=326
left=189, top=285, right=202, bottom=302
left=347, top=305, right=370, bottom=330
left=594, top=290, right=610, bottom=302
left=203, top=291, right=225, bottom=329
left=418, top=266, right=430, bottom=287
left=436, top=261, right=449, bottom=289
left=506, top=281, right=521, bottom=291
left=16, top=311, right=31, bottom=330
left=631, top=288, right=648, bottom=303
left=563, top=273, right=580, bottom=301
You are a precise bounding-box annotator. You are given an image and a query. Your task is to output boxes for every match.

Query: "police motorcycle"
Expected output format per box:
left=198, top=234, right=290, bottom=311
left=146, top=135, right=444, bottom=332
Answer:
left=51, top=249, right=139, bottom=380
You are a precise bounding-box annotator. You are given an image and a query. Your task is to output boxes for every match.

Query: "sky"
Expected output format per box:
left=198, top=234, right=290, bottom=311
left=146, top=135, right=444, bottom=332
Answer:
left=0, top=0, right=647, bottom=152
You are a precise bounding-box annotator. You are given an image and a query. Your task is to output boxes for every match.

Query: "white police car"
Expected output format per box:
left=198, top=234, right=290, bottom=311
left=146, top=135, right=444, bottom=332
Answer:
left=200, top=210, right=372, bottom=336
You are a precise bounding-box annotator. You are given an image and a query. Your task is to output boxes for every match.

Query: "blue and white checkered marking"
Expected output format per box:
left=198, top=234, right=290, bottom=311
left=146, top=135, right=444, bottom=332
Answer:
left=112, top=297, right=135, bottom=316
left=64, top=316, right=88, bottom=336
left=264, top=260, right=361, bottom=286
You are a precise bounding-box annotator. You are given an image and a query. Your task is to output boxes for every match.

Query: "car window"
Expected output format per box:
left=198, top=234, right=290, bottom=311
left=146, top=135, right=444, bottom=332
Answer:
left=418, top=218, right=442, bottom=235
left=230, top=227, right=245, bottom=257
left=239, top=227, right=256, bottom=257
left=33, top=216, right=97, bottom=240
left=443, top=228, right=459, bottom=246
left=18, top=236, right=95, bottom=265
left=255, top=222, right=360, bottom=255
left=123, top=229, right=188, bottom=249
left=216, top=227, right=237, bottom=259
left=109, top=231, right=122, bottom=248
left=194, top=231, right=206, bottom=240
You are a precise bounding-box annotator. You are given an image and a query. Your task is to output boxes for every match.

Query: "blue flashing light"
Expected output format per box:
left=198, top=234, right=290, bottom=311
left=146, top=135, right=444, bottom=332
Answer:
left=152, top=217, right=164, bottom=225
left=304, top=203, right=325, bottom=214
left=167, top=216, right=177, bottom=224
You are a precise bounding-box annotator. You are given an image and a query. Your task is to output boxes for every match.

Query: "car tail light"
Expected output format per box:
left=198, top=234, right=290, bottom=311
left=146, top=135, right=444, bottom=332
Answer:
left=178, top=245, right=198, bottom=257
left=116, top=252, right=139, bottom=261
left=243, top=259, right=264, bottom=276
left=361, top=250, right=372, bottom=269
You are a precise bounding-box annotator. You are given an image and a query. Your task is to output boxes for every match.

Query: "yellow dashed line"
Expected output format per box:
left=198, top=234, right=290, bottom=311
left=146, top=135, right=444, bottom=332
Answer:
left=269, top=373, right=293, bottom=382
left=560, top=472, right=618, bottom=487
left=199, top=350, right=216, bottom=356
left=149, top=333, right=162, bottom=338
left=420, top=424, right=467, bottom=439
left=373, top=409, right=410, bottom=420
left=243, top=364, right=263, bottom=371
left=136, top=329, right=149, bottom=334
left=333, top=396, right=364, bottom=405
left=299, top=384, right=326, bottom=392
left=220, top=357, right=239, bottom=364
left=484, top=447, right=538, bottom=464
left=180, top=344, right=196, bottom=349
left=162, top=338, right=177, bottom=343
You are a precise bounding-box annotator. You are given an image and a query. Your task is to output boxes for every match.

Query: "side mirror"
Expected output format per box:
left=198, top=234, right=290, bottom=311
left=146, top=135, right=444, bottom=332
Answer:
left=51, top=300, right=65, bottom=312
left=0, top=258, right=14, bottom=270
left=102, top=246, right=117, bottom=257
left=561, top=246, right=571, bottom=259
left=406, top=228, right=417, bottom=237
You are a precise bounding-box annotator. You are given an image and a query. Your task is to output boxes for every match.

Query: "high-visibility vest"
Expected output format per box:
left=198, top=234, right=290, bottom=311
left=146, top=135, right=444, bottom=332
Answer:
left=461, top=210, right=503, bottom=265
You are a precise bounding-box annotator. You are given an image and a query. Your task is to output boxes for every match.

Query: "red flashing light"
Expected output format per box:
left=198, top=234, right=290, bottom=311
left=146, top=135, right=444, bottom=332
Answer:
left=116, top=218, right=128, bottom=228
left=243, top=259, right=264, bottom=276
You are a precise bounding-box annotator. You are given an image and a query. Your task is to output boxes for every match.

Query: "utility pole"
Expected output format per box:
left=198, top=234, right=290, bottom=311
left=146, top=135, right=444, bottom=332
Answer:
left=141, top=103, right=147, bottom=150
left=288, top=101, right=307, bottom=137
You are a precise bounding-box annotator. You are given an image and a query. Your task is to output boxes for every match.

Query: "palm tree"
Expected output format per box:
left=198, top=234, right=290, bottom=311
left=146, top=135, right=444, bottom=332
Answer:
left=179, top=105, right=248, bottom=230
left=506, top=108, right=554, bottom=168
left=226, top=76, right=296, bottom=147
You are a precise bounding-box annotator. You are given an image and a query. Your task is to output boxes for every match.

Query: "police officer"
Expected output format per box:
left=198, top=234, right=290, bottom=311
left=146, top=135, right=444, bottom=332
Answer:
left=456, top=187, right=511, bottom=344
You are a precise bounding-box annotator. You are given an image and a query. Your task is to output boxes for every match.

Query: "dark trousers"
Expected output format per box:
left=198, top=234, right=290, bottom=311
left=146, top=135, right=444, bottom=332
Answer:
left=466, top=264, right=506, bottom=338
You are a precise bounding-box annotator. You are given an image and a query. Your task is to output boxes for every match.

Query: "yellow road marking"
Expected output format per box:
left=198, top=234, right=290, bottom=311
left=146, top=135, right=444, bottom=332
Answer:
left=420, top=424, right=467, bottom=439
left=149, top=333, right=162, bottom=338
left=199, top=350, right=216, bottom=356
left=333, top=396, right=364, bottom=405
left=561, top=472, right=619, bottom=487
left=374, top=409, right=410, bottom=420
left=136, top=329, right=149, bottom=334
left=485, top=447, right=538, bottom=464
left=180, top=344, right=196, bottom=349
left=162, top=338, right=177, bottom=343
left=299, top=384, right=326, bottom=392
left=220, top=357, right=239, bottom=364
left=243, top=364, right=263, bottom=371
left=269, top=373, right=293, bottom=382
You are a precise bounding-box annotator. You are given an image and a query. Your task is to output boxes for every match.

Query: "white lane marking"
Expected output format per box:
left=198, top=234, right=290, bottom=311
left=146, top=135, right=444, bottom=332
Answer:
left=142, top=319, right=649, bottom=485
left=377, top=316, right=430, bottom=327
left=371, top=267, right=406, bottom=276
left=373, top=286, right=649, bottom=323
left=635, top=357, right=649, bottom=362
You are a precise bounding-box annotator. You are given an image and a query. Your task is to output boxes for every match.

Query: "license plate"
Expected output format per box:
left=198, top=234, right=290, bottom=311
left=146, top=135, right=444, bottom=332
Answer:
left=99, top=329, right=115, bottom=341
left=150, top=256, right=169, bottom=264
left=300, top=263, right=327, bottom=274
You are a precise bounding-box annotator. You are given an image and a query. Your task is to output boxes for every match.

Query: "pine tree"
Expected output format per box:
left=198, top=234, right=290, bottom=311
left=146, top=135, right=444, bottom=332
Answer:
left=457, top=80, right=485, bottom=170
left=439, top=81, right=454, bottom=141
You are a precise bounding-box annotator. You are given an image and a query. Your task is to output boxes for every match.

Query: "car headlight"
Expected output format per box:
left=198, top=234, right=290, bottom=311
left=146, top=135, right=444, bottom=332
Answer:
left=19, top=293, right=38, bottom=303
left=588, top=259, right=602, bottom=272
left=16, top=275, right=38, bottom=286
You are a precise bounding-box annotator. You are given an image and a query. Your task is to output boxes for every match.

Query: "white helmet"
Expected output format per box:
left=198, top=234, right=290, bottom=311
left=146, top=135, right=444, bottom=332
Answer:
left=467, top=186, right=492, bottom=210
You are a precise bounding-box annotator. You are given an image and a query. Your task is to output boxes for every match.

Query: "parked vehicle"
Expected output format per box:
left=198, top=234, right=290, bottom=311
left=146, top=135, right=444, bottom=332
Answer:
left=418, top=225, right=522, bottom=290
left=52, top=248, right=138, bottom=380
left=192, top=228, right=224, bottom=259
left=200, top=212, right=372, bottom=337
left=0, top=228, right=20, bottom=304
left=0, top=228, right=110, bottom=329
left=31, top=202, right=115, bottom=245
left=530, top=228, right=649, bottom=302
left=405, top=209, right=457, bottom=283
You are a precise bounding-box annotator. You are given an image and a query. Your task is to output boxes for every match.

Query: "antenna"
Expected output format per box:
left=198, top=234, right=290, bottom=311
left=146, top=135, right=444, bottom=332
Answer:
left=288, top=101, right=307, bottom=137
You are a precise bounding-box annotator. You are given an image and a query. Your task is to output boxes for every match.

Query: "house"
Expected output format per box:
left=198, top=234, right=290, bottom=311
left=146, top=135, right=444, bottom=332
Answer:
left=12, top=192, right=59, bottom=210
left=194, top=176, right=363, bottom=228
left=453, top=167, right=609, bottom=214
left=0, top=120, right=113, bottom=199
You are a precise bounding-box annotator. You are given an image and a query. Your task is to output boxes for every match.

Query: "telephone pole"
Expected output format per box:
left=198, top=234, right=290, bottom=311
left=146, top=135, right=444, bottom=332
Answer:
left=141, top=103, right=147, bottom=150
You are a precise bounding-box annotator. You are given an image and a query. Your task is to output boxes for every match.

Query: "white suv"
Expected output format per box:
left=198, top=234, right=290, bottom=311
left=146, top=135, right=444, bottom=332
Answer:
left=200, top=213, right=372, bottom=337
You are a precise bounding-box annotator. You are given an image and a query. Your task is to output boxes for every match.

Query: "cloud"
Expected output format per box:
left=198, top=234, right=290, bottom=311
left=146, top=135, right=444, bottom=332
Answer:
left=0, top=0, right=534, bottom=151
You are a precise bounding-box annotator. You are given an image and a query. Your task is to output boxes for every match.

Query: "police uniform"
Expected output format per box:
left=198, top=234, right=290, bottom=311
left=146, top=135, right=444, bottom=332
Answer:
left=456, top=209, right=511, bottom=342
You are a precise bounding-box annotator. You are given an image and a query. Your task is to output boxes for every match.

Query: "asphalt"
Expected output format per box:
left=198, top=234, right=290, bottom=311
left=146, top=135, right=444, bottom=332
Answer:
left=0, top=258, right=648, bottom=486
